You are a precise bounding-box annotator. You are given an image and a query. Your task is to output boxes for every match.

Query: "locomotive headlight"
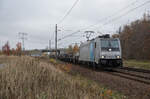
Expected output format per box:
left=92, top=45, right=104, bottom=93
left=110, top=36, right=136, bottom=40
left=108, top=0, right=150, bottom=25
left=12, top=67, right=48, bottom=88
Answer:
left=116, top=55, right=120, bottom=59
left=101, top=56, right=105, bottom=59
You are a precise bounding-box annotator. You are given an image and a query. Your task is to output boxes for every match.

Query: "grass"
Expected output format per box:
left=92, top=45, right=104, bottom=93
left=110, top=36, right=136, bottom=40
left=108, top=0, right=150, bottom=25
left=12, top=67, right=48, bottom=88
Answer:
left=0, top=56, right=125, bottom=99
left=49, top=58, right=126, bottom=99
left=0, top=55, right=12, bottom=64
left=124, top=60, right=150, bottom=70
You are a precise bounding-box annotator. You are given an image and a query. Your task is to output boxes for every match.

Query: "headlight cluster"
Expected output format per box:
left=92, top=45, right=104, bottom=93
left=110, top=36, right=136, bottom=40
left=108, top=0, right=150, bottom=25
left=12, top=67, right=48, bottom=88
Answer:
left=116, top=55, right=120, bottom=59
left=101, top=56, right=105, bottom=59
left=101, top=55, right=121, bottom=59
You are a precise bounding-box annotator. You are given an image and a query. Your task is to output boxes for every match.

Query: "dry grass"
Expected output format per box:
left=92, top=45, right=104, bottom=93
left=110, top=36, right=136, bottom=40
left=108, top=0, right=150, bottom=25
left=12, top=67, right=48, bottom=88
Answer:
left=0, top=56, right=124, bottom=99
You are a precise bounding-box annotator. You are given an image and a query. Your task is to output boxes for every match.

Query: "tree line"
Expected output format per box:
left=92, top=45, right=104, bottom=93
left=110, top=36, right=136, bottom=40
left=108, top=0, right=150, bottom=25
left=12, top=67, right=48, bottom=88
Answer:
left=113, top=13, right=150, bottom=60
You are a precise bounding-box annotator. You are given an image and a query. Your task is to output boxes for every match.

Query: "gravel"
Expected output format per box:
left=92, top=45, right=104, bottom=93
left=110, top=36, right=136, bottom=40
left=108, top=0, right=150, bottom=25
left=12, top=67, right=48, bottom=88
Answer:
left=69, top=64, right=150, bottom=99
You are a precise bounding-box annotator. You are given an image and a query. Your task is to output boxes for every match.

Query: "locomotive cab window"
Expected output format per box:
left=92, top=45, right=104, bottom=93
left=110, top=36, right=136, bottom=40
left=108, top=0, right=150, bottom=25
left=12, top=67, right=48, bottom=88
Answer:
left=101, top=39, right=120, bottom=51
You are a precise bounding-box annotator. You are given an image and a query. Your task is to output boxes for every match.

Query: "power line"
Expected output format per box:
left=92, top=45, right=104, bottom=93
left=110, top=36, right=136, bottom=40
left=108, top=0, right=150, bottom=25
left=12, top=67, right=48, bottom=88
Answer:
left=58, top=33, right=83, bottom=46
left=93, top=0, right=150, bottom=35
left=82, top=0, right=142, bottom=29
left=57, top=0, right=80, bottom=24
left=58, top=30, right=80, bottom=41
left=94, top=0, right=150, bottom=30
left=58, top=0, right=150, bottom=41
left=55, top=0, right=79, bottom=50
left=58, top=0, right=141, bottom=41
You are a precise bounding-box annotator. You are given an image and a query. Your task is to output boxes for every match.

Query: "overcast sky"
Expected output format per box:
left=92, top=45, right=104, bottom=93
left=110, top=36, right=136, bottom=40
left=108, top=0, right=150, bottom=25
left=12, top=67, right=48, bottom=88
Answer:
left=0, top=0, right=149, bottom=50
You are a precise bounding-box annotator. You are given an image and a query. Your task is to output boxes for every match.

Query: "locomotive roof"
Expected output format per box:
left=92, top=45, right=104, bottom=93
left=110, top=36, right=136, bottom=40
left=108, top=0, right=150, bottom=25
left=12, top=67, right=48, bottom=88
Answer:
left=100, top=38, right=119, bottom=40
left=80, top=38, right=119, bottom=47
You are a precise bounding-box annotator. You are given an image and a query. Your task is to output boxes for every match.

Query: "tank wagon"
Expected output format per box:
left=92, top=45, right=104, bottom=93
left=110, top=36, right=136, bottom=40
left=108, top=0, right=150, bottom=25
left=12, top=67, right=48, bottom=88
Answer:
left=58, top=34, right=123, bottom=68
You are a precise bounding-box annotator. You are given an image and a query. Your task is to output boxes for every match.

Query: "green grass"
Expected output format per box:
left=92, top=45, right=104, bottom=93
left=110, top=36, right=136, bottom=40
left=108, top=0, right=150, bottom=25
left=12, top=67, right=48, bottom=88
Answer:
left=124, top=60, right=150, bottom=69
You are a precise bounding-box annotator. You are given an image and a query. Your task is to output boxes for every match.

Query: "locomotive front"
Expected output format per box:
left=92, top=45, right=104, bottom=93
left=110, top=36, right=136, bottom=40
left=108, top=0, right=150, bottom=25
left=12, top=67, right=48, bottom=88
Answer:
left=99, top=38, right=123, bottom=67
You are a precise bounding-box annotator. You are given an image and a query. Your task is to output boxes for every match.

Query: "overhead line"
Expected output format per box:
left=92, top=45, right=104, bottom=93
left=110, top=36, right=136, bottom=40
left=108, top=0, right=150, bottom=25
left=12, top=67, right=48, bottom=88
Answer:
left=101, top=0, right=150, bottom=26
left=58, top=0, right=141, bottom=41
left=58, top=0, right=150, bottom=41
left=58, top=0, right=80, bottom=24
left=82, top=0, right=142, bottom=30
left=58, top=30, right=80, bottom=41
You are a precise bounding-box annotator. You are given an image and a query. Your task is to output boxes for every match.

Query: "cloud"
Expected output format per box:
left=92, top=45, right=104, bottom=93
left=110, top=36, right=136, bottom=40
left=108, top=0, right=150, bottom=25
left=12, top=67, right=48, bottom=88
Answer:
left=0, top=0, right=149, bottom=49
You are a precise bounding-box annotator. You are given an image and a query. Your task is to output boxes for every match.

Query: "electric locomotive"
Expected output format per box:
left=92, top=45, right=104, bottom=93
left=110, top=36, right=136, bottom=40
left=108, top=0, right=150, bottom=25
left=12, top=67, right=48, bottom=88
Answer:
left=79, top=34, right=122, bottom=68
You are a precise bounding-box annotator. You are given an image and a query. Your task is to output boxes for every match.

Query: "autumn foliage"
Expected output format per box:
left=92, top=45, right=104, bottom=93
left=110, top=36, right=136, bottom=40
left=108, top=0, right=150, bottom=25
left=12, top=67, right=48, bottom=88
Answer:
left=16, top=42, right=22, bottom=56
left=2, top=41, right=10, bottom=56
left=2, top=42, right=22, bottom=56
left=115, top=13, right=150, bottom=60
left=73, top=43, right=79, bottom=54
left=67, top=44, right=79, bottom=55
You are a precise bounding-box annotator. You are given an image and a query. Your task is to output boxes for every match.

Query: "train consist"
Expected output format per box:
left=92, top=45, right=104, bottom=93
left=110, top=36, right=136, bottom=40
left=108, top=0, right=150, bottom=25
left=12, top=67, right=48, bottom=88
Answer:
left=58, top=34, right=123, bottom=68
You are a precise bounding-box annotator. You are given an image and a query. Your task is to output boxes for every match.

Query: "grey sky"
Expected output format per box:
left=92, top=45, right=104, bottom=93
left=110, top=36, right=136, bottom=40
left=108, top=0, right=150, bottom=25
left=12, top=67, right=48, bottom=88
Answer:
left=0, top=0, right=149, bottom=49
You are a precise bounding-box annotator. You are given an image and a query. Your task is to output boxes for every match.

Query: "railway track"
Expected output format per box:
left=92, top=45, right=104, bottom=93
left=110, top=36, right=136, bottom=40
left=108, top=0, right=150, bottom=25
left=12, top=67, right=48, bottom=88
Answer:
left=70, top=61, right=150, bottom=85
left=60, top=60, right=150, bottom=85
left=42, top=57, right=150, bottom=85
left=122, top=67, right=150, bottom=73
left=111, top=67, right=150, bottom=85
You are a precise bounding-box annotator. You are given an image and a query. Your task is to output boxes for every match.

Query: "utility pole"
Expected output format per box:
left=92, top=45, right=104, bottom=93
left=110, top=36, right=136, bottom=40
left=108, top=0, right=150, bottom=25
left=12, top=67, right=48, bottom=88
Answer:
left=48, top=40, right=51, bottom=58
left=55, top=24, right=58, bottom=59
left=49, top=40, right=51, bottom=51
left=19, top=32, right=27, bottom=51
left=0, top=40, right=1, bottom=51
